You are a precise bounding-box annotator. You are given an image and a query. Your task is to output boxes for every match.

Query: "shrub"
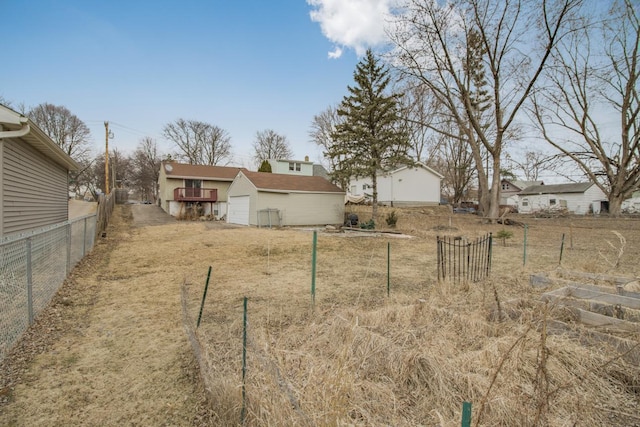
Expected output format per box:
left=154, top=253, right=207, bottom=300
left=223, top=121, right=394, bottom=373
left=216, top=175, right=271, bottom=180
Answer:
left=385, top=210, right=398, bottom=228
left=360, top=219, right=375, bottom=230
left=496, top=229, right=513, bottom=246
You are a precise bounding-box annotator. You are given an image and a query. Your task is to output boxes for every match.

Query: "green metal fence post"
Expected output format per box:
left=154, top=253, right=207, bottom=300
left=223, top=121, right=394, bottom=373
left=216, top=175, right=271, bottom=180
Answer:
left=523, top=224, right=528, bottom=267
left=559, top=233, right=565, bottom=265
left=461, top=401, right=472, bottom=427
left=311, top=230, right=317, bottom=306
left=196, top=266, right=212, bottom=328
left=241, top=296, right=248, bottom=424
left=387, top=242, right=390, bottom=297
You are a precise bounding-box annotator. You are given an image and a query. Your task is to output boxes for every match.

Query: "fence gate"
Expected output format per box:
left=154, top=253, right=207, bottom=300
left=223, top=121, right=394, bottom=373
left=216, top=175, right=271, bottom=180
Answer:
left=437, top=233, right=493, bottom=283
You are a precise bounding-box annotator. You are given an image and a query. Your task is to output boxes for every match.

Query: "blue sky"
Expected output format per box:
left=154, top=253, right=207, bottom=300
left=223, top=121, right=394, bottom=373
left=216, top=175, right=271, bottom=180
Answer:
left=1, top=1, right=391, bottom=167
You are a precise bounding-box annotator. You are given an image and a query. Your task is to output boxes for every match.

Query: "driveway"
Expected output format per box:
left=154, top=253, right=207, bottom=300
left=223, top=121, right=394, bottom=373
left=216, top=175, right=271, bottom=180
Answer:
left=129, top=203, right=176, bottom=227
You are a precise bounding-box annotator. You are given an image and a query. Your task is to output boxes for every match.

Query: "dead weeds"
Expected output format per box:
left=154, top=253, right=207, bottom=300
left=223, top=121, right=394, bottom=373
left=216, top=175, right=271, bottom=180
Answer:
left=2, top=205, right=639, bottom=426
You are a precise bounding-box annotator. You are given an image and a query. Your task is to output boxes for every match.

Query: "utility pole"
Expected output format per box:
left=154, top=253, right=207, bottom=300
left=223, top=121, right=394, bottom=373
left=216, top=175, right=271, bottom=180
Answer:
left=104, top=122, right=114, bottom=194
left=104, top=121, right=110, bottom=195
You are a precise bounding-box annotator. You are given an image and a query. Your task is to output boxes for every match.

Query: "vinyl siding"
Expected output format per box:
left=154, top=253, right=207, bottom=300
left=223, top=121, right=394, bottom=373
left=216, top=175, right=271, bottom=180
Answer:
left=2, top=138, right=69, bottom=235
left=226, top=173, right=257, bottom=224
left=268, top=160, right=314, bottom=176
left=158, top=165, right=235, bottom=216
left=350, top=166, right=441, bottom=205
left=256, top=192, right=344, bottom=226
left=520, top=185, right=607, bottom=215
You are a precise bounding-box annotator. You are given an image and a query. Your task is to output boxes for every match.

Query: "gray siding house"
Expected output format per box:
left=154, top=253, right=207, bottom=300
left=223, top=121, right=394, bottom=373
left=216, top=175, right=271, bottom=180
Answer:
left=227, top=171, right=345, bottom=226
left=0, top=105, right=78, bottom=237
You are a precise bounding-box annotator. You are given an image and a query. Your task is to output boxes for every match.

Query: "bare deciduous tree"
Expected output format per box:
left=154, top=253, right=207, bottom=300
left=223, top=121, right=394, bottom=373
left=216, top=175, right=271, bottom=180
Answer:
left=132, top=137, right=162, bottom=202
left=505, top=150, right=555, bottom=182
left=309, top=105, right=344, bottom=183
left=27, top=102, right=92, bottom=162
left=438, top=122, right=476, bottom=205
left=252, top=129, right=293, bottom=168
left=396, top=81, right=443, bottom=165
left=389, top=0, right=581, bottom=219
left=530, top=0, right=639, bottom=216
left=162, top=119, right=231, bottom=165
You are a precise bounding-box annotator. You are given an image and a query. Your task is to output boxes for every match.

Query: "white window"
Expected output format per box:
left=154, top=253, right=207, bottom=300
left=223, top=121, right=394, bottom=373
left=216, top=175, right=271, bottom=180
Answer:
left=522, top=198, right=529, bottom=207
left=550, top=198, right=556, bottom=206
left=288, top=162, right=294, bottom=171
left=502, top=183, right=509, bottom=190
left=288, top=162, right=301, bottom=172
left=350, top=185, right=357, bottom=194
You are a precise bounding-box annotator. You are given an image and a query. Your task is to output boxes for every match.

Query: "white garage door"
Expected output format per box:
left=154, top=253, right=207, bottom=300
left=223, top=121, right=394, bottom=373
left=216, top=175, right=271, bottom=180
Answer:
left=228, top=196, right=250, bottom=225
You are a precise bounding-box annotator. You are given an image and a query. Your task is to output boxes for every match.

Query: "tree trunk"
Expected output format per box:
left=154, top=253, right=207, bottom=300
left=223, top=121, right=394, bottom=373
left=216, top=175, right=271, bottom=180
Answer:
left=486, top=154, right=502, bottom=220
left=371, top=174, right=378, bottom=221
left=608, top=193, right=624, bottom=217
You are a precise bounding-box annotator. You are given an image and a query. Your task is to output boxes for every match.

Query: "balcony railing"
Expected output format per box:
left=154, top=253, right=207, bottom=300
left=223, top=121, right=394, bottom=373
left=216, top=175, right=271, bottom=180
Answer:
left=173, top=187, right=217, bottom=202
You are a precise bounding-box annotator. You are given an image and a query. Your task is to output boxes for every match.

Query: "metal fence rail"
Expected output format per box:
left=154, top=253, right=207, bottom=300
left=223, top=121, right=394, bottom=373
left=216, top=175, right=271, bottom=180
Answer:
left=437, top=233, right=493, bottom=284
left=0, top=214, right=97, bottom=362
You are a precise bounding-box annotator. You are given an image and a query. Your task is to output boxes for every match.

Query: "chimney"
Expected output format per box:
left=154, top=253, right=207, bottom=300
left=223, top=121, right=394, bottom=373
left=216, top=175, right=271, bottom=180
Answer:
left=304, top=155, right=309, bottom=162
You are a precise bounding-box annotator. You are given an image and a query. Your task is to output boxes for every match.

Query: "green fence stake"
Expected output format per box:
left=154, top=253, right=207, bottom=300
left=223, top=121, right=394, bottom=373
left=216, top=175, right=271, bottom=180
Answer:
left=197, top=266, right=212, bottom=328
left=461, top=401, right=472, bottom=427
left=559, top=233, right=565, bottom=265
left=311, top=230, right=317, bottom=306
left=523, top=224, right=528, bottom=267
left=241, top=296, right=248, bottom=424
left=387, top=242, right=391, bottom=297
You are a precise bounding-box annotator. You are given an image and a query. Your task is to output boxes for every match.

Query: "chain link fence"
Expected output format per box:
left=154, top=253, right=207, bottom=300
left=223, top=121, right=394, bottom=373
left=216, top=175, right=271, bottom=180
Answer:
left=0, top=214, right=97, bottom=362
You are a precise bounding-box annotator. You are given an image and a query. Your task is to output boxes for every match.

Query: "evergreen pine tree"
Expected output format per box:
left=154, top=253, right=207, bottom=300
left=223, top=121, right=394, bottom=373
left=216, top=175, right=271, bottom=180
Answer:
left=258, top=159, right=272, bottom=173
left=330, top=49, right=411, bottom=219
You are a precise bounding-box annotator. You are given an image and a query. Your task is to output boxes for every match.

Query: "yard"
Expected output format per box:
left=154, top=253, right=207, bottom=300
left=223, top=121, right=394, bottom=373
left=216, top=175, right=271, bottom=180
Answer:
left=1, top=204, right=639, bottom=426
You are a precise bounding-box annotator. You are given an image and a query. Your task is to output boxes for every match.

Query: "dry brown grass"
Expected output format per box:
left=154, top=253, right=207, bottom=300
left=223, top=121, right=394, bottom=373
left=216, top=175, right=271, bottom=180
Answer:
left=183, top=206, right=640, bottom=426
left=2, top=205, right=639, bottom=426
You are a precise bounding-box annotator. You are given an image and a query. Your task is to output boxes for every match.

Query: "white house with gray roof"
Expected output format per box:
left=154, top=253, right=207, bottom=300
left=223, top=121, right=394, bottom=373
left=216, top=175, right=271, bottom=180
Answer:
left=518, top=182, right=607, bottom=215
left=500, top=179, right=543, bottom=205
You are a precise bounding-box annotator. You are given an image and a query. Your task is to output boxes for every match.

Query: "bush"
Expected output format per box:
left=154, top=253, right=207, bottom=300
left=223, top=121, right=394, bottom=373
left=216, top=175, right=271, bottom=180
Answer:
left=496, top=229, right=513, bottom=246
left=385, top=210, right=398, bottom=228
left=360, top=219, right=375, bottom=230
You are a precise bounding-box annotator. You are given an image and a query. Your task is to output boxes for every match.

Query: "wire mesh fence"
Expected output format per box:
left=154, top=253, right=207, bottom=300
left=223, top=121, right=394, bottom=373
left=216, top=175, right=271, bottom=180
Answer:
left=0, top=214, right=97, bottom=362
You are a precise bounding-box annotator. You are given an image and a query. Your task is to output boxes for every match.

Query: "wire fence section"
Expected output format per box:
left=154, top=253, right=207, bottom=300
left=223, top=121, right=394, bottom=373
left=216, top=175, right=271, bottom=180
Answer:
left=437, top=233, right=493, bottom=284
left=0, top=214, right=97, bottom=362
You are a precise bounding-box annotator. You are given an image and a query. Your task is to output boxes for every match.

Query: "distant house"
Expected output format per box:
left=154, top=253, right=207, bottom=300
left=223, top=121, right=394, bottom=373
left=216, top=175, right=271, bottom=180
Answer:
left=268, top=158, right=314, bottom=176
left=348, top=163, right=443, bottom=206
left=518, top=182, right=607, bottom=215
left=0, top=104, right=79, bottom=237
left=500, top=179, right=543, bottom=205
left=157, top=162, right=246, bottom=218
left=227, top=171, right=345, bottom=226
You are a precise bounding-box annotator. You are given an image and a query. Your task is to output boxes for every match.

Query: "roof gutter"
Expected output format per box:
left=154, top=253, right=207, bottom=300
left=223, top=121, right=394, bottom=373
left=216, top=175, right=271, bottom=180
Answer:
left=0, top=122, right=31, bottom=139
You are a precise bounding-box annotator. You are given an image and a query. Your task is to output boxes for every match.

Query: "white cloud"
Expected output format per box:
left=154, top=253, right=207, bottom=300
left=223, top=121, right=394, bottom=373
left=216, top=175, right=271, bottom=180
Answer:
left=308, top=0, right=397, bottom=58
left=327, top=46, right=343, bottom=59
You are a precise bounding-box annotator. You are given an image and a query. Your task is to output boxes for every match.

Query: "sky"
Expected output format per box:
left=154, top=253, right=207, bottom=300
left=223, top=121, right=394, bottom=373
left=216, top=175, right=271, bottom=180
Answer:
left=1, top=0, right=396, bottom=168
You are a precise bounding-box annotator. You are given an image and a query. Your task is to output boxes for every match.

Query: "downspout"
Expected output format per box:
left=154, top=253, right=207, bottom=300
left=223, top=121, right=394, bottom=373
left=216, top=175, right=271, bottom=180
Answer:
left=0, top=121, right=31, bottom=139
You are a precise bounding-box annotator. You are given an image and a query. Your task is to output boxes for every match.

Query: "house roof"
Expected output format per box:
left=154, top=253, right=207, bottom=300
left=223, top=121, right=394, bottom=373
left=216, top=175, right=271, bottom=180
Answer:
left=240, top=170, right=344, bottom=193
left=388, top=162, right=444, bottom=179
left=312, top=164, right=329, bottom=179
left=503, top=180, right=543, bottom=190
left=162, top=162, right=246, bottom=181
left=519, top=182, right=594, bottom=195
left=0, top=104, right=79, bottom=171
